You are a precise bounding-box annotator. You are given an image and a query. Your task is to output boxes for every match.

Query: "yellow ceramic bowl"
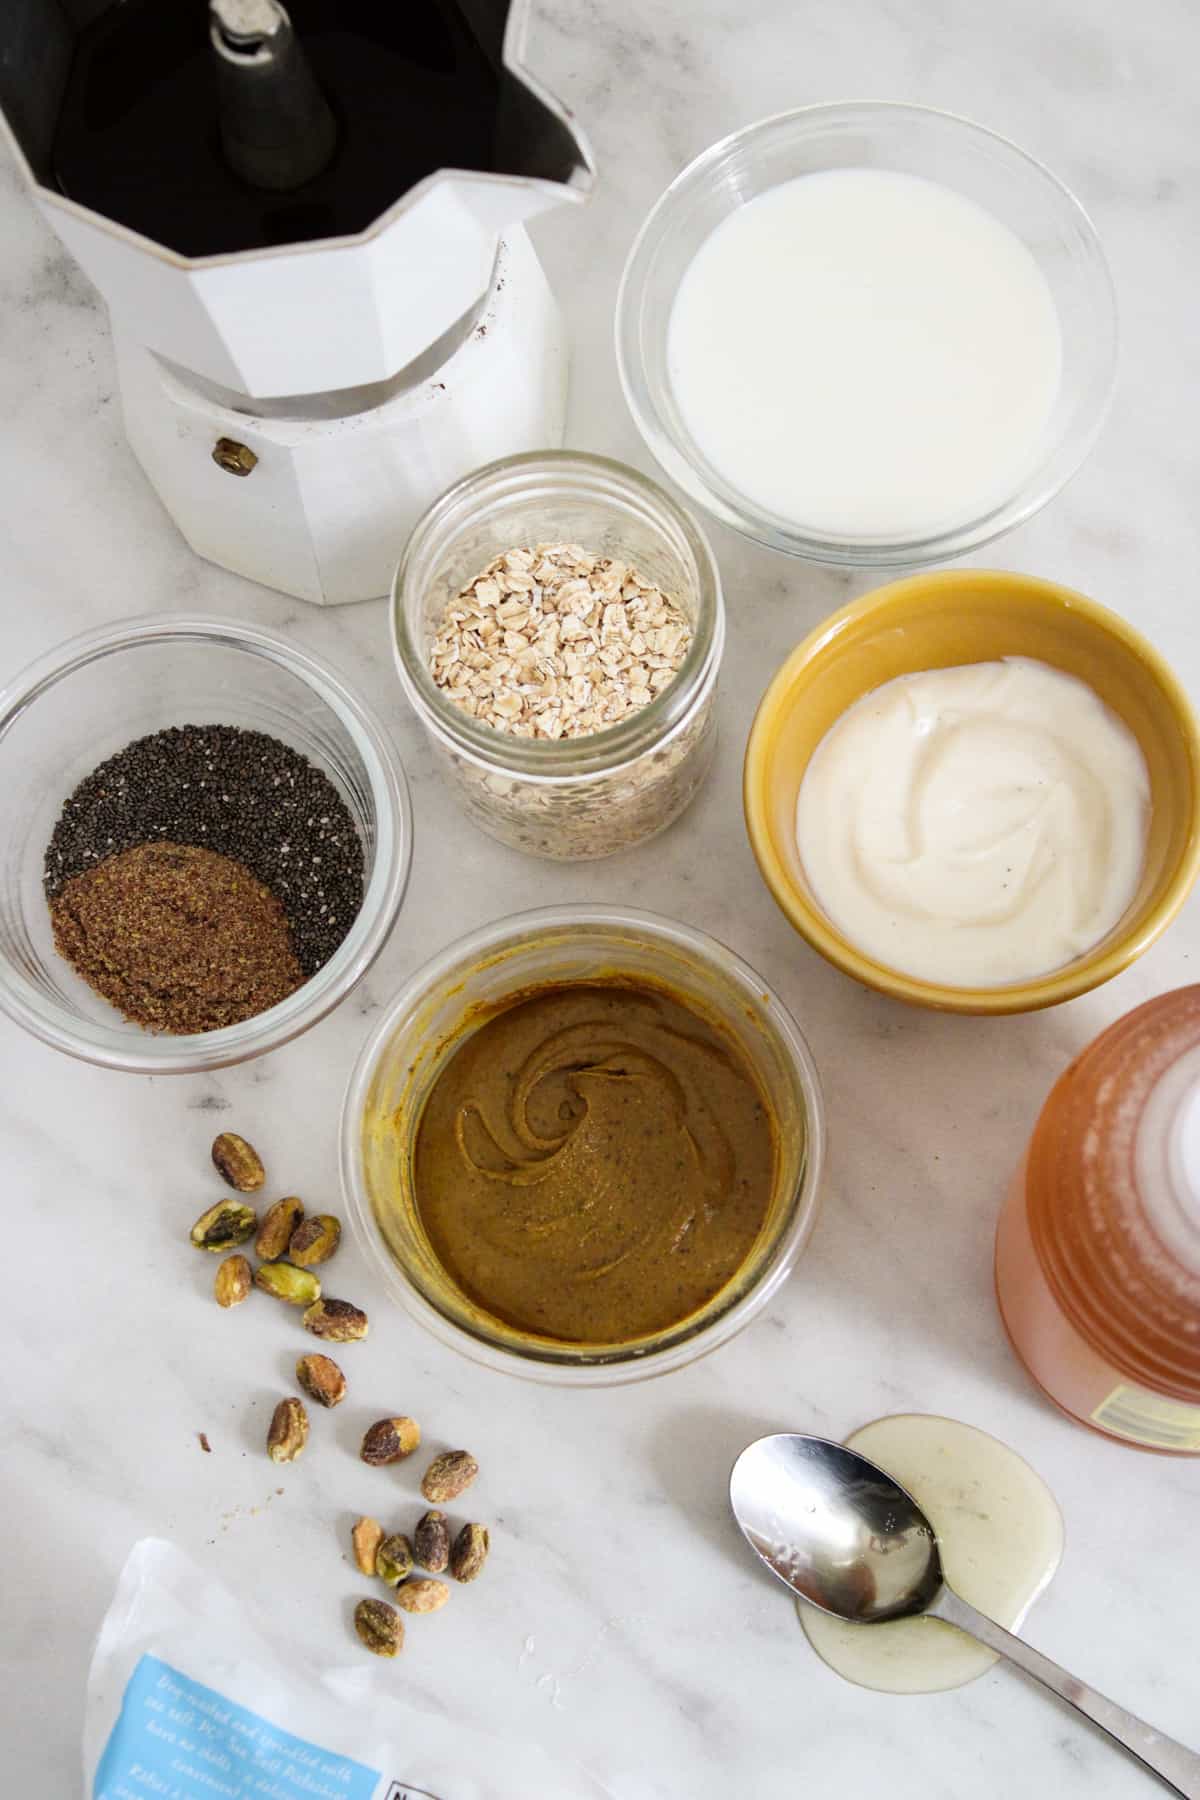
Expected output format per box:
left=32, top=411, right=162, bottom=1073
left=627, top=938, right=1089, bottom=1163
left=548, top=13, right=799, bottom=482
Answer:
left=744, top=570, right=1200, bottom=1014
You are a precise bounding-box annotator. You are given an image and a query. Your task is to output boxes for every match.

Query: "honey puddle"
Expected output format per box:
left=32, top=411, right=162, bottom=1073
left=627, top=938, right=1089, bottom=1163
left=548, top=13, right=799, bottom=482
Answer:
left=799, top=1414, right=1063, bottom=1694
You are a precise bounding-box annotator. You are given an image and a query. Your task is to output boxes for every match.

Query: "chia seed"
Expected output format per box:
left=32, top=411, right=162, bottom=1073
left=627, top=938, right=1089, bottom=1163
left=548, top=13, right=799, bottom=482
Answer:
left=44, top=724, right=364, bottom=977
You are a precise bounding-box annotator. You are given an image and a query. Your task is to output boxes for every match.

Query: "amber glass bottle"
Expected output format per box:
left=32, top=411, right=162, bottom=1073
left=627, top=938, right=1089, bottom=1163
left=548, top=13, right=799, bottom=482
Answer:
left=996, top=986, right=1200, bottom=1453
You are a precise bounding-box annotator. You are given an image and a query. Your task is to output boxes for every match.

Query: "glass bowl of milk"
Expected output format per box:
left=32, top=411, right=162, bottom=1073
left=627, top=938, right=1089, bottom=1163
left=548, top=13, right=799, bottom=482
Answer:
left=616, top=103, right=1116, bottom=566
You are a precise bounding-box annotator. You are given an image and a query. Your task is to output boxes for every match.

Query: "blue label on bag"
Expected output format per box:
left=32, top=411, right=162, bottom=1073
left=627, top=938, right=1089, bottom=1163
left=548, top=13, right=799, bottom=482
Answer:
left=95, top=1653, right=382, bottom=1800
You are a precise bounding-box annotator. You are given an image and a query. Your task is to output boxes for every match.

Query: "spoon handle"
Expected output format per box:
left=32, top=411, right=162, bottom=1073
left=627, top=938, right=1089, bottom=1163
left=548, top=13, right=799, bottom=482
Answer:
left=930, top=1586, right=1200, bottom=1798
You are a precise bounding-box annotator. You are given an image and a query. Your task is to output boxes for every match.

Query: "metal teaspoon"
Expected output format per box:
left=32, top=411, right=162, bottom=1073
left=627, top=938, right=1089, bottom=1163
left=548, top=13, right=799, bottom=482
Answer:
left=730, top=1432, right=1200, bottom=1798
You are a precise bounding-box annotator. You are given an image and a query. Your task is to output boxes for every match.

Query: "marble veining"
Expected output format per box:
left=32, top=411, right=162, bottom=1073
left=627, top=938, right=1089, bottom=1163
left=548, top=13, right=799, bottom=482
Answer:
left=2, top=2, right=1198, bottom=1796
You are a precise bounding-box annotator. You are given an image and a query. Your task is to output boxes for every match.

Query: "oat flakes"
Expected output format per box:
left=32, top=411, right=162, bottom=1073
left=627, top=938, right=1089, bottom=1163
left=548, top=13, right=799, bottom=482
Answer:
left=417, top=537, right=720, bottom=860
left=430, top=544, right=692, bottom=741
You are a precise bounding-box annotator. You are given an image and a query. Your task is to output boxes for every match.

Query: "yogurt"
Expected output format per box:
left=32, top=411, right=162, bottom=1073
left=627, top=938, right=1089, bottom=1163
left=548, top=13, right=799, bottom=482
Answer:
left=666, top=168, right=1062, bottom=540
left=799, top=1414, right=1064, bottom=1694
left=794, top=657, right=1150, bottom=987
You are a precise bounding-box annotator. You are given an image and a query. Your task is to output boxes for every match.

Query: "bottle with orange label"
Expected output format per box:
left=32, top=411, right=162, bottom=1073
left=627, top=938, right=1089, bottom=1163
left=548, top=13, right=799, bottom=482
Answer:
left=995, top=986, right=1200, bottom=1453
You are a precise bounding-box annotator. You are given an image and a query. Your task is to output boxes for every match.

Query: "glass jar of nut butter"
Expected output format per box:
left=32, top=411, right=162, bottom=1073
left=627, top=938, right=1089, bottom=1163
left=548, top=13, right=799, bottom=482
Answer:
left=343, top=906, right=824, bottom=1383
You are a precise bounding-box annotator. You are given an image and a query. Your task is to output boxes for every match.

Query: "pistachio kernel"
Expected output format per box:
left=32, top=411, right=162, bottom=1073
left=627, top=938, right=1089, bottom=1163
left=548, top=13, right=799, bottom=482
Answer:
left=449, top=1522, right=490, bottom=1583
left=414, top=1509, right=450, bottom=1574
left=214, top=1253, right=252, bottom=1308
left=375, top=1533, right=414, bottom=1587
left=211, top=1132, right=266, bottom=1192
left=255, top=1196, right=305, bottom=1261
left=254, top=1261, right=321, bottom=1307
left=289, top=1214, right=342, bottom=1267
left=266, top=1396, right=308, bottom=1464
left=351, top=1516, right=383, bottom=1577
left=420, top=1449, right=479, bottom=1504
left=295, top=1352, right=346, bottom=1409
left=395, top=1578, right=450, bottom=1615
left=190, top=1199, right=257, bottom=1253
left=361, top=1417, right=421, bottom=1466
left=354, top=1597, right=402, bottom=1657
left=303, top=1297, right=369, bottom=1342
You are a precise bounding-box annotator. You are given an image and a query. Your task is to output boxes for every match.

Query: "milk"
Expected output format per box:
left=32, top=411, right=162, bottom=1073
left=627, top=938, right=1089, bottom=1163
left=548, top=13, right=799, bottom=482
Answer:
left=667, top=168, right=1063, bottom=540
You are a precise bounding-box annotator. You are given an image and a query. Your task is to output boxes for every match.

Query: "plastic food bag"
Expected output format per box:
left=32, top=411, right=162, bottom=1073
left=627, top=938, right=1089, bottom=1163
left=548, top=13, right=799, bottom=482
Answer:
left=86, top=1539, right=611, bottom=1800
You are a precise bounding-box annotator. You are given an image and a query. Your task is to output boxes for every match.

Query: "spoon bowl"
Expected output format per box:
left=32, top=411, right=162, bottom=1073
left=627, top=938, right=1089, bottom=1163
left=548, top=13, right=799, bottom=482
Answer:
left=729, top=1432, right=1200, bottom=1798
left=729, top=1432, right=943, bottom=1624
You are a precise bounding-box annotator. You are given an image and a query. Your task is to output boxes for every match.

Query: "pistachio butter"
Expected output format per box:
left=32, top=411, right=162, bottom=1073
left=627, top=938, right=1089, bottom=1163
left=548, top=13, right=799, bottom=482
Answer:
left=412, top=982, right=777, bottom=1343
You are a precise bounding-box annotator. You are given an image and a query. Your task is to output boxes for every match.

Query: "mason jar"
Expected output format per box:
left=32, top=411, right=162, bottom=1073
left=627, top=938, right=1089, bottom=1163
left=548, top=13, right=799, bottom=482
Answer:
left=391, top=451, right=724, bottom=859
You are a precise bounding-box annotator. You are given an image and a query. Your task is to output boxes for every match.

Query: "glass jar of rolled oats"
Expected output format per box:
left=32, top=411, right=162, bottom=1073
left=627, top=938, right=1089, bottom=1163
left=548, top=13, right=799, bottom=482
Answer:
left=391, top=452, right=724, bottom=860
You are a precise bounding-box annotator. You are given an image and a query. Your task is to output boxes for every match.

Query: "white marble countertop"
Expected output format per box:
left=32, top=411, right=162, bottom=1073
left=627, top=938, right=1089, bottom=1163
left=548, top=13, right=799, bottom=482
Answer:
left=2, top=2, right=1198, bottom=1796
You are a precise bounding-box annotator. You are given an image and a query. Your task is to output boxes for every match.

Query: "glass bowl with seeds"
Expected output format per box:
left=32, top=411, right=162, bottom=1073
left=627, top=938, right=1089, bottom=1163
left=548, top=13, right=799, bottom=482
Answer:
left=392, top=451, right=724, bottom=859
left=0, top=615, right=411, bottom=1071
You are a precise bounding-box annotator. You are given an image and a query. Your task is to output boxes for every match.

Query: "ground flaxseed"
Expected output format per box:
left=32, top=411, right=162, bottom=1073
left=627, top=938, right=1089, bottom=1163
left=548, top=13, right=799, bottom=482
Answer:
left=44, top=724, right=363, bottom=977
left=50, top=841, right=304, bottom=1032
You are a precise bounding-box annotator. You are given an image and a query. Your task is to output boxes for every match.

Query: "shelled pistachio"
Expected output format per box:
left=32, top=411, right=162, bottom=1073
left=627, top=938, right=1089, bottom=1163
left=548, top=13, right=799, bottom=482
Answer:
left=376, top=1533, right=414, bottom=1588
left=420, top=1449, right=478, bottom=1504
left=361, top=1417, right=421, bottom=1466
left=267, top=1397, right=308, bottom=1464
left=450, top=1523, right=489, bottom=1583
left=255, top=1261, right=320, bottom=1307
left=255, top=1196, right=305, bottom=1261
left=296, top=1353, right=346, bottom=1409
left=354, top=1598, right=402, bottom=1657
left=289, top=1214, right=341, bottom=1267
left=190, top=1199, right=256, bottom=1253
left=211, top=1132, right=266, bottom=1192
left=395, top=1578, right=449, bottom=1615
left=303, top=1298, right=369, bottom=1342
left=214, top=1254, right=252, bottom=1307
left=352, top=1516, right=383, bottom=1577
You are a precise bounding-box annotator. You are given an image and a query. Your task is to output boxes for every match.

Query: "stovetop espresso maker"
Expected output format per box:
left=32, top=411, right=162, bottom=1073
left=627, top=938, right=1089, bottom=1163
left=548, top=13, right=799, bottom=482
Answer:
left=0, top=0, right=593, bottom=602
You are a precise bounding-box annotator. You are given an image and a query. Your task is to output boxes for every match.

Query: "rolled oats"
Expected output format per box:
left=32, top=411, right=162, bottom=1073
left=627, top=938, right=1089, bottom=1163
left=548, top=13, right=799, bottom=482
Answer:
left=430, top=544, right=692, bottom=741
left=439, top=697, right=718, bottom=861
left=414, top=535, right=721, bottom=859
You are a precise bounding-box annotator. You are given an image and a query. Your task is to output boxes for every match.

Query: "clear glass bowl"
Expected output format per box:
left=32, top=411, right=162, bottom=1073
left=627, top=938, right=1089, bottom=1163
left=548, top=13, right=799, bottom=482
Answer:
left=0, top=614, right=412, bottom=1072
left=616, top=102, right=1117, bottom=568
left=392, top=451, right=724, bottom=859
left=341, top=905, right=825, bottom=1384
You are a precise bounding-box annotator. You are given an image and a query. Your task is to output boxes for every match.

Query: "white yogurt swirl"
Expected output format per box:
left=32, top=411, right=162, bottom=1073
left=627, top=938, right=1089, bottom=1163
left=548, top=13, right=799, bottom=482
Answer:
left=795, top=657, right=1150, bottom=987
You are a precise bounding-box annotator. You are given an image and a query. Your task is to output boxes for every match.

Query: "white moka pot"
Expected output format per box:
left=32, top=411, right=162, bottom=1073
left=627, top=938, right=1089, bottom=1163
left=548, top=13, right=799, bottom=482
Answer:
left=0, top=0, right=594, bottom=603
